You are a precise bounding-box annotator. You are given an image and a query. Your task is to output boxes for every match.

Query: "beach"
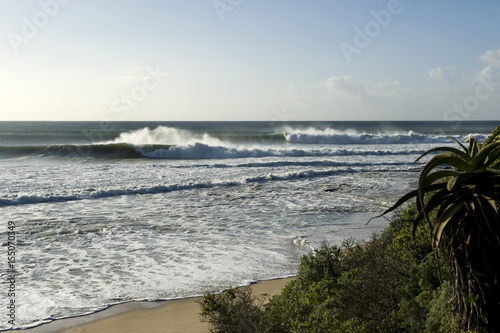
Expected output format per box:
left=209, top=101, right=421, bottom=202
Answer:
left=3, top=1, right=498, bottom=330
left=1, top=121, right=493, bottom=330
left=22, top=278, right=294, bottom=333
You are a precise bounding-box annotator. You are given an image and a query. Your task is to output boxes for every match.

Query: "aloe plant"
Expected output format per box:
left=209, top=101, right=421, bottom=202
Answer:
left=378, top=126, right=500, bottom=332
left=484, top=125, right=500, bottom=168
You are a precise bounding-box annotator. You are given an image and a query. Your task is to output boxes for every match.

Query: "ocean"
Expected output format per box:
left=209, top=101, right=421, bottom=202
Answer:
left=0, top=120, right=496, bottom=330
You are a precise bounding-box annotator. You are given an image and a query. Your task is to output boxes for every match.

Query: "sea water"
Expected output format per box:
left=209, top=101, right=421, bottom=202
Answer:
left=0, top=121, right=495, bottom=329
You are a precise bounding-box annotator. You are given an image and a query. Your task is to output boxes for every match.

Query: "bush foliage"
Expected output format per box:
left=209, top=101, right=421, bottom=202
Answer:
left=199, top=202, right=461, bottom=332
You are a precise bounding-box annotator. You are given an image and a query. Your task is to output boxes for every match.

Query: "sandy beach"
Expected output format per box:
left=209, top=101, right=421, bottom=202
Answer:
left=22, top=277, right=294, bottom=333
left=3, top=121, right=430, bottom=331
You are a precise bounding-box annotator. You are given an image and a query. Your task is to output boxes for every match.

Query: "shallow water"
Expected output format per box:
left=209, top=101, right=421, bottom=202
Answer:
left=0, top=121, right=492, bottom=329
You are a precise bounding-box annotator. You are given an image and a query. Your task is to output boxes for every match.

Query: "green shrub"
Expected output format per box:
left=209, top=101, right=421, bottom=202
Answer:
left=199, top=202, right=456, bottom=332
left=199, top=286, right=263, bottom=333
left=425, top=283, right=460, bottom=333
left=262, top=245, right=345, bottom=332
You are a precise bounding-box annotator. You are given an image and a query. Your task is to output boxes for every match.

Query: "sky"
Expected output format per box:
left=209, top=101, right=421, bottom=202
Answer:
left=1, top=0, right=500, bottom=121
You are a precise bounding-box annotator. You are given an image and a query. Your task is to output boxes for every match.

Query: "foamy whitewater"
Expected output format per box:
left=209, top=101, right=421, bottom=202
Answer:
left=0, top=121, right=494, bottom=330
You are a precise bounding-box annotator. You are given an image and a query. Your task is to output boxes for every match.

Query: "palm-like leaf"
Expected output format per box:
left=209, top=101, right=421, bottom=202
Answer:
left=374, top=129, right=500, bottom=331
left=432, top=200, right=465, bottom=247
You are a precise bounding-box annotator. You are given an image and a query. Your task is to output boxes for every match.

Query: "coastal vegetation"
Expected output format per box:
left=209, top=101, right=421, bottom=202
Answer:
left=200, top=204, right=457, bottom=332
left=378, top=125, right=500, bottom=331
left=199, top=126, right=500, bottom=333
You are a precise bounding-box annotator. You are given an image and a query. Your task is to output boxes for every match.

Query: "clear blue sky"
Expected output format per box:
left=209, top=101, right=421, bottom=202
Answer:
left=1, top=0, right=500, bottom=121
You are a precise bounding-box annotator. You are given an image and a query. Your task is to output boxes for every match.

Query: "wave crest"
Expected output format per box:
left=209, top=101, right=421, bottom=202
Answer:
left=111, top=126, right=224, bottom=146
left=283, top=127, right=487, bottom=144
left=143, top=142, right=425, bottom=159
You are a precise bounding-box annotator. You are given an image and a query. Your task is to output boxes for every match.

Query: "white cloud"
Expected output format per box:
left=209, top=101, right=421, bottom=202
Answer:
left=479, top=48, right=500, bottom=67
left=476, top=65, right=496, bottom=81
left=324, top=75, right=367, bottom=100
left=427, top=66, right=456, bottom=82
left=284, top=84, right=298, bottom=95
left=322, top=76, right=409, bottom=102
left=370, top=79, right=404, bottom=100
left=461, top=65, right=500, bottom=92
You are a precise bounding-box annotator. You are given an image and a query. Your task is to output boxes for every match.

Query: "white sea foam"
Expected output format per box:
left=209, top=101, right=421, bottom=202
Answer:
left=2, top=161, right=399, bottom=328
left=292, top=236, right=314, bottom=252
left=142, top=142, right=428, bottom=159
left=0, top=161, right=413, bottom=207
left=3, top=121, right=492, bottom=330
left=102, top=126, right=490, bottom=160
left=111, top=126, right=224, bottom=146
left=283, top=127, right=488, bottom=145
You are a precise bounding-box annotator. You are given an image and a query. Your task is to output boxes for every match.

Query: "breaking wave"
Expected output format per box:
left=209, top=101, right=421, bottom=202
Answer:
left=143, top=142, right=426, bottom=159
left=0, top=126, right=486, bottom=160
left=0, top=165, right=409, bottom=207
left=283, top=127, right=487, bottom=145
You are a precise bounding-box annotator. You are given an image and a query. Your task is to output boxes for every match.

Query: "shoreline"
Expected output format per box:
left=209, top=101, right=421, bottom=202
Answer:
left=20, top=277, right=295, bottom=333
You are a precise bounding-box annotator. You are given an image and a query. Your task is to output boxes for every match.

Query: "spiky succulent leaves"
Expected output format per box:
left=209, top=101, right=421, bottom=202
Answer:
left=374, top=133, right=500, bottom=252
left=417, top=153, right=474, bottom=225
left=446, top=173, right=481, bottom=193
left=470, top=141, right=500, bottom=169
left=414, top=145, right=469, bottom=163
left=474, top=196, right=500, bottom=249
left=422, top=170, right=461, bottom=187
left=484, top=127, right=500, bottom=169
left=483, top=126, right=500, bottom=146
left=372, top=130, right=500, bottom=246
left=468, top=138, right=481, bottom=158
left=461, top=197, right=500, bottom=279
left=432, top=200, right=466, bottom=248
left=371, top=127, right=500, bottom=331
left=449, top=136, right=469, bottom=153
left=367, top=183, right=445, bottom=225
